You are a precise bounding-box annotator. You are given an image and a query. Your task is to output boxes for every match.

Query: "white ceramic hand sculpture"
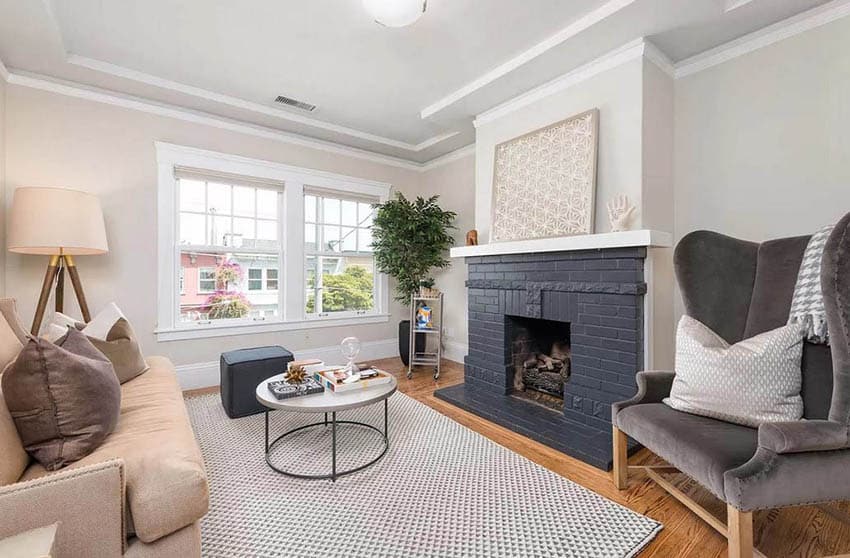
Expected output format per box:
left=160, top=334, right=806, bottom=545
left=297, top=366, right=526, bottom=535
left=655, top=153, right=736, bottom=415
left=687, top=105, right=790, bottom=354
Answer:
left=607, top=195, right=635, bottom=232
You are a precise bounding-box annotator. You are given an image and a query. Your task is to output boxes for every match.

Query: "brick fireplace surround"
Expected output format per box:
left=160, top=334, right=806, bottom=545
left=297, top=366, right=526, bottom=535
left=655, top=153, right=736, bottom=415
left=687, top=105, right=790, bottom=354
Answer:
left=435, top=245, right=649, bottom=470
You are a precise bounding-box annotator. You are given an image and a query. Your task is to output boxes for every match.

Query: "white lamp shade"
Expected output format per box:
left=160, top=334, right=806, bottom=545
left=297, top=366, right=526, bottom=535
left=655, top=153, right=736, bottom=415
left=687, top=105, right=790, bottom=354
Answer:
left=7, top=187, right=109, bottom=256
left=362, top=0, right=426, bottom=27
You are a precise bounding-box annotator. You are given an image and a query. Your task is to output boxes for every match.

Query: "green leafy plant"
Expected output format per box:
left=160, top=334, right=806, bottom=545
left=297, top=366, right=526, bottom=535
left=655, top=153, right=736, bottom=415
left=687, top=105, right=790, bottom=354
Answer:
left=306, top=265, right=374, bottom=313
left=204, top=291, right=251, bottom=319
left=371, top=193, right=456, bottom=303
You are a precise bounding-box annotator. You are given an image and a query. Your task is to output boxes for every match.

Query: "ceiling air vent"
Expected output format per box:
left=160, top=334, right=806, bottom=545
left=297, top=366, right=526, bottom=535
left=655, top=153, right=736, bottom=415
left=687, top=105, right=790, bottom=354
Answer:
left=273, top=95, right=317, bottom=112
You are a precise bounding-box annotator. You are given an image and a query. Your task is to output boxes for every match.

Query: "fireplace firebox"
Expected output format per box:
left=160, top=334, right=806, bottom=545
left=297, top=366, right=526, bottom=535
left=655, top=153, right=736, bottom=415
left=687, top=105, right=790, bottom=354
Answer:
left=508, top=316, right=571, bottom=410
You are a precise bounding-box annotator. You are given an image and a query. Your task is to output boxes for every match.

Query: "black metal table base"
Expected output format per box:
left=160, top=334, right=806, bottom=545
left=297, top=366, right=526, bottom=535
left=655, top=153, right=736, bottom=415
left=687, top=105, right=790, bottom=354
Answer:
left=264, top=399, right=389, bottom=481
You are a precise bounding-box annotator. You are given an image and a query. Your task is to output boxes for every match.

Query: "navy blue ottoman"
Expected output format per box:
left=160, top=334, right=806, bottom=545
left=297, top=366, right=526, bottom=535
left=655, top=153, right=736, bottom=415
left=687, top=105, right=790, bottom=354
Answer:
left=220, top=346, right=294, bottom=418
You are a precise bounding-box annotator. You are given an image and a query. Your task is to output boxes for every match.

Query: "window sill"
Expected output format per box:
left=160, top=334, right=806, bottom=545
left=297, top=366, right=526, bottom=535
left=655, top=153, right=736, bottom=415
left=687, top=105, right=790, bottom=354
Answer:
left=155, top=313, right=391, bottom=342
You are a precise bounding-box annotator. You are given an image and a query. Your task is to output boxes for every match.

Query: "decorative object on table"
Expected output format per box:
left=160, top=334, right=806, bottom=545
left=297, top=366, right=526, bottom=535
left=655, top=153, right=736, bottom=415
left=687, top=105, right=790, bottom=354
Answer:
left=283, top=364, right=308, bottom=384
left=7, top=187, right=109, bottom=335
left=788, top=224, right=834, bottom=344
left=187, top=391, right=662, bottom=555
left=491, top=109, right=599, bottom=242
left=0, top=522, right=58, bottom=558
left=466, top=229, right=478, bottom=246
left=42, top=303, right=149, bottom=384
left=415, top=304, right=433, bottom=329
left=340, top=336, right=362, bottom=378
left=313, top=367, right=394, bottom=393
left=2, top=329, right=120, bottom=471
left=409, top=292, right=444, bottom=380
left=219, top=346, right=294, bottom=418
left=607, top=194, right=635, bottom=232
left=371, top=193, right=456, bottom=365
left=266, top=377, right=324, bottom=400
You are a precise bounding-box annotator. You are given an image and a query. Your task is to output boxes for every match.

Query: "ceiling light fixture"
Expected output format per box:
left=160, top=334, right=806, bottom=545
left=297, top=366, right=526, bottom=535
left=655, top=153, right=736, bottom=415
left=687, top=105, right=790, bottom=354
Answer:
left=362, top=0, right=426, bottom=27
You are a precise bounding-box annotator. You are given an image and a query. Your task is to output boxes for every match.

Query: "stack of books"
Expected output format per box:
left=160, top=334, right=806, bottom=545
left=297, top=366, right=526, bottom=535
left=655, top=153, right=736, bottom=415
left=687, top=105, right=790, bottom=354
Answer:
left=266, top=359, right=325, bottom=400
left=313, top=366, right=394, bottom=393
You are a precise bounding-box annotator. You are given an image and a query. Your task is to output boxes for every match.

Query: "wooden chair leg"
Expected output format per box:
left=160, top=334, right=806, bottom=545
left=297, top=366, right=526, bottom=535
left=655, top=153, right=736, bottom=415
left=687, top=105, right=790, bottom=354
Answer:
left=727, top=505, right=753, bottom=558
left=612, top=425, right=628, bottom=490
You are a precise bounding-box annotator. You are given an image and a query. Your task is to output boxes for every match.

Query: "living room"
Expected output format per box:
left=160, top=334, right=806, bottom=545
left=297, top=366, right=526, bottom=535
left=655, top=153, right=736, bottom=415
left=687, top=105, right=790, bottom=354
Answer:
left=0, top=1, right=849, bottom=557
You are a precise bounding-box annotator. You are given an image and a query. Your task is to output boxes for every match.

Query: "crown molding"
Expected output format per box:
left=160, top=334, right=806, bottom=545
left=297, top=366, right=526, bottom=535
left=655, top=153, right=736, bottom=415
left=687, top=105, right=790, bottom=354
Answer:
left=66, top=54, right=458, bottom=153
left=6, top=71, right=426, bottom=170
left=473, top=38, right=648, bottom=128
left=5, top=68, right=473, bottom=172
left=674, top=0, right=850, bottom=78
left=419, top=143, right=475, bottom=172
left=419, top=0, right=636, bottom=120
left=642, top=40, right=675, bottom=78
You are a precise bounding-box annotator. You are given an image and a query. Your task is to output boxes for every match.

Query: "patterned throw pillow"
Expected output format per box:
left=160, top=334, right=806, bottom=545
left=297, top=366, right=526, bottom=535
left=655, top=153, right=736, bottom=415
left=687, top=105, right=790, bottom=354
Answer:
left=663, top=316, right=804, bottom=427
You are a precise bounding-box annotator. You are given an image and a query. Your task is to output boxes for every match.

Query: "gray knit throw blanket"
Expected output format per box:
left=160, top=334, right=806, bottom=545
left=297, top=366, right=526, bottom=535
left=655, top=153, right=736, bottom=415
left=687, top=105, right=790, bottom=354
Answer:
left=788, top=225, right=834, bottom=344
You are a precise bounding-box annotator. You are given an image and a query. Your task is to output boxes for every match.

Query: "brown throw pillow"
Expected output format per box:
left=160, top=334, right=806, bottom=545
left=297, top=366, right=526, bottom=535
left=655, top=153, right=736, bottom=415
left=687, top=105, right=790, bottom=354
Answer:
left=77, top=318, right=149, bottom=383
left=1, top=329, right=121, bottom=471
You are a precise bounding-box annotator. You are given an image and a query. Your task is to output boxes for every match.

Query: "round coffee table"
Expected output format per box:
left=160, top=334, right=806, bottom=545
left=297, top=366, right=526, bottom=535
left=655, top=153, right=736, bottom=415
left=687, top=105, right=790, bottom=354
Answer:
left=256, top=373, right=397, bottom=482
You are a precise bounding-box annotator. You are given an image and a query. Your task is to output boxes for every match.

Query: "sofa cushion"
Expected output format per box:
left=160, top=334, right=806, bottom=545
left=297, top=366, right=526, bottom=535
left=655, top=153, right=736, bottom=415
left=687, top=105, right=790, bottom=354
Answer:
left=3, top=330, right=121, bottom=471
left=20, top=356, right=208, bottom=543
left=616, top=403, right=758, bottom=499
left=0, top=302, right=27, bottom=486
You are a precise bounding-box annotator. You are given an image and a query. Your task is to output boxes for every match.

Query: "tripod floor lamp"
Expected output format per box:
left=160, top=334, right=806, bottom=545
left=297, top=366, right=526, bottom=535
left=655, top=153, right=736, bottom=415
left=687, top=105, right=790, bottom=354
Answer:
left=7, top=187, right=109, bottom=335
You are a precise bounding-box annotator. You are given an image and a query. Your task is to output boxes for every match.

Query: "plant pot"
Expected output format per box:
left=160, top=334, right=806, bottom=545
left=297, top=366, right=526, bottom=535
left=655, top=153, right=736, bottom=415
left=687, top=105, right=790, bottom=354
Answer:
left=398, top=320, right=426, bottom=366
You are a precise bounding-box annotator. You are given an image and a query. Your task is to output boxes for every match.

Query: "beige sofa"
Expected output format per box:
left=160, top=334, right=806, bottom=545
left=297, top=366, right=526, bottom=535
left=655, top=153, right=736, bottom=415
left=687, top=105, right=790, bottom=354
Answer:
left=0, top=300, right=208, bottom=557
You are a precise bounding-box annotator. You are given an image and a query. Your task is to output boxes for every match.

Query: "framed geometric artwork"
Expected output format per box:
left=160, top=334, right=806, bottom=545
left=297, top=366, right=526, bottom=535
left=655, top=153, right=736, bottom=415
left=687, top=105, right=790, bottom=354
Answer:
left=491, top=108, right=599, bottom=242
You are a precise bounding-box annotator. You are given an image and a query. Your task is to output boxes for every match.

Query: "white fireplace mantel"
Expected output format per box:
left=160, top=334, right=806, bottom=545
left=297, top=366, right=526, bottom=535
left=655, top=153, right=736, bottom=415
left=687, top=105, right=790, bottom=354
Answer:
left=449, top=229, right=672, bottom=258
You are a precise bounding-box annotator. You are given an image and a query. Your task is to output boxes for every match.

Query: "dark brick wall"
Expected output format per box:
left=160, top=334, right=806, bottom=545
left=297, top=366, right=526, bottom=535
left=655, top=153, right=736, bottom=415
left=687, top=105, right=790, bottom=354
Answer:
left=435, top=247, right=646, bottom=469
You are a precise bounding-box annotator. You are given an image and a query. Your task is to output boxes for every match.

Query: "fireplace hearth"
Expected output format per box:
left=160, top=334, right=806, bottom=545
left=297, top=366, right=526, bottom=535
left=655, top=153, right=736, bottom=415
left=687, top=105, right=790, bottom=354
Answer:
left=435, top=246, right=647, bottom=470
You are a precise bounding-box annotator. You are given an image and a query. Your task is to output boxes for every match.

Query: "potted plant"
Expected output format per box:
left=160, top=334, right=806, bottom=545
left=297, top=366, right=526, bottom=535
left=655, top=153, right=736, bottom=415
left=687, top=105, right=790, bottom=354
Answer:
left=371, top=193, right=456, bottom=365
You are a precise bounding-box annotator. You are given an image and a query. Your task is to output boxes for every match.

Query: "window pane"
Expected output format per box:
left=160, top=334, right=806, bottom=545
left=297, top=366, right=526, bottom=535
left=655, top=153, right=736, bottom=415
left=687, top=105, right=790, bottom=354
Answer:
left=179, top=252, right=281, bottom=324
left=209, top=215, right=233, bottom=246
left=257, top=220, right=277, bottom=242
left=233, top=186, right=255, bottom=217
left=305, top=256, right=318, bottom=314
left=341, top=227, right=356, bottom=252
left=233, top=217, right=255, bottom=248
left=179, top=213, right=206, bottom=245
left=341, top=200, right=358, bottom=226
left=320, top=259, right=374, bottom=313
left=304, top=195, right=317, bottom=223
left=323, top=225, right=340, bottom=252
left=323, top=198, right=340, bottom=225
left=179, top=179, right=206, bottom=212
left=207, top=183, right=232, bottom=215
left=304, top=223, right=316, bottom=251
left=358, top=227, right=373, bottom=252
left=266, top=268, right=279, bottom=291
left=358, top=202, right=374, bottom=228
left=257, top=189, right=278, bottom=219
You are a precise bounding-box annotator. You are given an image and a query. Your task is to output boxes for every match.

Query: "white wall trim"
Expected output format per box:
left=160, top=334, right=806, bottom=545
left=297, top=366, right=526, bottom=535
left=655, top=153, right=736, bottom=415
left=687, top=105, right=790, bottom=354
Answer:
left=66, top=54, right=459, bottom=153
left=419, top=144, right=475, bottom=172
left=442, top=340, right=468, bottom=365
left=473, top=38, right=648, bottom=127
left=176, top=338, right=399, bottom=390
left=420, top=0, right=636, bottom=119
left=674, top=0, right=850, bottom=79
left=642, top=40, right=676, bottom=78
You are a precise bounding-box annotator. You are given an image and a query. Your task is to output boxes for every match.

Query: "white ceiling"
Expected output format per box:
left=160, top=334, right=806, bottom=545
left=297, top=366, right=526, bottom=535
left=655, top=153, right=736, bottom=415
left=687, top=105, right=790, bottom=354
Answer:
left=0, top=0, right=836, bottom=164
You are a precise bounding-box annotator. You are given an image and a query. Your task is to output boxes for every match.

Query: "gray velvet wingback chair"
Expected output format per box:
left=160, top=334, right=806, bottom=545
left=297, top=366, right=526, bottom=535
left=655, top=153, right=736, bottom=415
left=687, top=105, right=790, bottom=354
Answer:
left=611, top=211, right=850, bottom=558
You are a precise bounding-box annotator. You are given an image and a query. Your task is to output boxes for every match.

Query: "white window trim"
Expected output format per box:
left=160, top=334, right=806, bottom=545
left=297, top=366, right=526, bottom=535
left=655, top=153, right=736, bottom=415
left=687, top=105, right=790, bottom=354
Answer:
left=155, top=142, right=390, bottom=341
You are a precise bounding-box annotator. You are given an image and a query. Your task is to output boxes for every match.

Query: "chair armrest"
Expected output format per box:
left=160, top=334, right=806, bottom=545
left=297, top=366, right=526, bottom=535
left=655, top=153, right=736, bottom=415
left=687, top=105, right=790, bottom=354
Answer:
left=612, top=370, right=676, bottom=420
left=758, top=420, right=850, bottom=454
left=0, top=459, right=125, bottom=557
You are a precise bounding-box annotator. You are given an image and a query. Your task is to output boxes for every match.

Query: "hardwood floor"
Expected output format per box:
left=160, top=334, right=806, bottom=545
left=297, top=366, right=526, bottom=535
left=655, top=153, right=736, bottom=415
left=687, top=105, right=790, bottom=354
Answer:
left=186, top=358, right=850, bottom=558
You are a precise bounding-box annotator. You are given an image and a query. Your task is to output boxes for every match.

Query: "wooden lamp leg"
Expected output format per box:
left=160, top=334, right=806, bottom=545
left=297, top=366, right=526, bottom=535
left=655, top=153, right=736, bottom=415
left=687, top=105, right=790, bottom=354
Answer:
left=55, top=261, right=65, bottom=313
left=31, top=255, right=61, bottom=335
left=613, top=424, right=629, bottom=490
left=63, top=255, right=92, bottom=323
left=727, top=505, right=754, bottom=558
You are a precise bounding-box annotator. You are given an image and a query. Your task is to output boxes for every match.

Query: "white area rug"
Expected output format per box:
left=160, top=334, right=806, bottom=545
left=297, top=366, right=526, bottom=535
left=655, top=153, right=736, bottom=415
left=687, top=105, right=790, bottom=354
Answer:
left=186, top=392, right=661, bottom=557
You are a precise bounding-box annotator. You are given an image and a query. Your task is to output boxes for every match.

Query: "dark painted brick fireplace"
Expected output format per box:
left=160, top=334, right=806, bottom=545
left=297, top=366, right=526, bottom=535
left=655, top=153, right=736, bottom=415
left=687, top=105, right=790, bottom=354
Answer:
left=434, top=247, right=646, bottom=469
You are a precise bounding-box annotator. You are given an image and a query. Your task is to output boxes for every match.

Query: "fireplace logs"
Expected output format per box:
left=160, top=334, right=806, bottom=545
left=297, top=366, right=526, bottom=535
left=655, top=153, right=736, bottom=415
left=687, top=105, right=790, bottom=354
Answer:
left=517, top=341, right=571, bottom=398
